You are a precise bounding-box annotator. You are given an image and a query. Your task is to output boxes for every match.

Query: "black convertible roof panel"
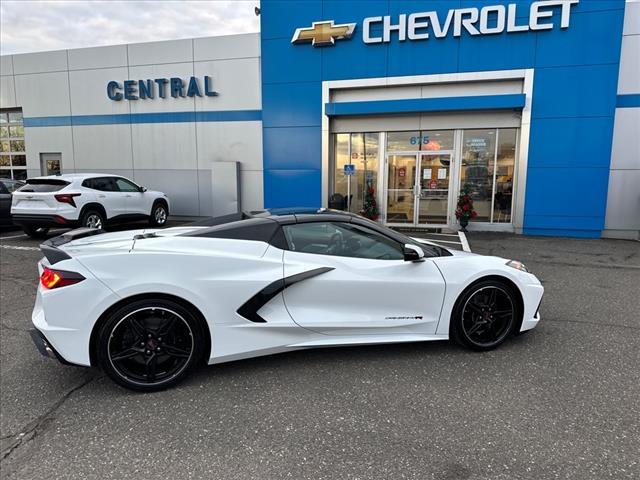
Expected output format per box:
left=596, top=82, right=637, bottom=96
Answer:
left=182, top=217, right=286, bottom=246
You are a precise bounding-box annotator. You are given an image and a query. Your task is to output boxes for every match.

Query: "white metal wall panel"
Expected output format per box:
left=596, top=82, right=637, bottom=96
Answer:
left=12, top=50, right=68, bottom=75
left=15, top=72, right=71, bottom=117
left=0, top=55, right=13, bottom=76
left=127, top=39, right=192, bottom=66
left=195, top=121, right=263, bottom=170
left=617, top=34, right=640, bottom=95
left=604, top=169, right=640, bottom=233
left=68, top=45, right=128, bottom=71
left=239, top=170, right=264, bottom=212
left=0, top=76, right=17, bottom=108
left=194, top=33, right=260, bottom=62
left=609, top=108, right=640, bottom=171
left=131, top=122, right=197, bottom=170
left=133, top=169, right=199, bottom=216
left=68, top=67, right=130, bottom=115
left=193, top=58, right=261, bottom=111
left=23, top=126, right=74, bottom=172
left=623, top=1, right=640, bottom=35
left=72, top=125, right=133, bottom=170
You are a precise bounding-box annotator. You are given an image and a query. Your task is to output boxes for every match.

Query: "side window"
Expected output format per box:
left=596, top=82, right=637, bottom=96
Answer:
left=86, top=177, right=118, bottom=192
left=282, top=222, right=404, bottom=260
left=0, top=181, right=8, bottom=194
left=115, top=178, right=139, bottom=192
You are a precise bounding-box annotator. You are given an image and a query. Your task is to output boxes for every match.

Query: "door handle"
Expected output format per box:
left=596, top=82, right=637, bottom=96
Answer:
left=98, top=195, right=106, bottom=198
left=125, top=195, right=132, bottom=198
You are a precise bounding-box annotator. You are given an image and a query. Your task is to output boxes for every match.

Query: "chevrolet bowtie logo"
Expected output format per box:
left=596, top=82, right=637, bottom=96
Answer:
left=291, top=21, right=356, bottom=47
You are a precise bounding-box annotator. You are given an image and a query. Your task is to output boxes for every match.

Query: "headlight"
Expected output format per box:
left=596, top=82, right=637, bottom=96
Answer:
left=506, top=260, right=530, bottom=273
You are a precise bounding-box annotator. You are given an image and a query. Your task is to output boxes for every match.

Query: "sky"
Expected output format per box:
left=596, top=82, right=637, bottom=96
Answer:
left=0, top=0, right=260, bottom=56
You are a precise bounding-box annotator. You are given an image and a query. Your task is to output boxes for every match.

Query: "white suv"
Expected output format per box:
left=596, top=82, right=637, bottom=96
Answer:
left=11, top=174, right=169, bottom=238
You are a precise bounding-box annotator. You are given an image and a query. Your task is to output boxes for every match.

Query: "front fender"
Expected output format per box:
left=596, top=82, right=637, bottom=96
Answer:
left=431, top=255, right=543, bottom=335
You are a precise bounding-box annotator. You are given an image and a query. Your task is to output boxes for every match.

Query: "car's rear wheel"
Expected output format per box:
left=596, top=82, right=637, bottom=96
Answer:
left=450, top=279, right=520, bottom=351
left=97, top=299, right=205, bottom=391
left=81, top=209, right=105, bottom=229
left=149, top=202, right=168, bottom=227
left=21, top=225, right=50, bottom=239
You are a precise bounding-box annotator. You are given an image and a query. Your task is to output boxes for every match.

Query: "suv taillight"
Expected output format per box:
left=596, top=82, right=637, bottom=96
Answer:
left=40, top=267, right=85, bottom=289
left=54, top=193, right=81, bottom=207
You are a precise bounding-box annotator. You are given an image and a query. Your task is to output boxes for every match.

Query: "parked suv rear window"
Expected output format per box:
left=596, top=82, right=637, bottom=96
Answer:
left=18, top=179, right=69, bottom=192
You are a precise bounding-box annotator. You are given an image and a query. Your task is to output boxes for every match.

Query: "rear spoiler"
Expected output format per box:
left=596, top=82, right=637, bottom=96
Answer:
left=40, top=228, right=105, bottom=264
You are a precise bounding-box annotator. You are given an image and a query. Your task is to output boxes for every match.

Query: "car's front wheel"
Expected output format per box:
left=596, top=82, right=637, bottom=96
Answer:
left=450, top=279, right=520, bottom=351
left=149, top=201, right=168, bottom=227
left=97, top=298, right=206, bottom=391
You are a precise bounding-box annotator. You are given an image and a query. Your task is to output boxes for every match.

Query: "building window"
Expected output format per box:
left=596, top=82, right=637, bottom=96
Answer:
left=460, top=128, right=517, bottom=223
left=330, top=132, right=379, bottom=214
left=0, top=110, right=27, bottom=180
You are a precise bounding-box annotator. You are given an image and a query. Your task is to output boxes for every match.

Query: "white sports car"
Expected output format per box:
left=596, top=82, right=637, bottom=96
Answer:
left=30, top=209, right=543, bottom=391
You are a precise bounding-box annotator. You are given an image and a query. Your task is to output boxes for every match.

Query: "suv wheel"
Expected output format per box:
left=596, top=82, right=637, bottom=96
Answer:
left=150, top=202, right=168, bottom=227
left=81, top=209, right=105, bottom=229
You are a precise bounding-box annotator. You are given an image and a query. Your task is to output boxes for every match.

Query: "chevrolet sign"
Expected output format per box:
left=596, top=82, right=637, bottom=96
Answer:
left=292, top=0, right=578, bottom=47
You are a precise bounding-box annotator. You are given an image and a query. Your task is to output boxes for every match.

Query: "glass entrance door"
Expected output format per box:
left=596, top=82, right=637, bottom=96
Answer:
left=386, top=154, right=416, bottom=224
left=417, top=153, right=452, bottom=225
left=386, top=153, right=452, bottom=226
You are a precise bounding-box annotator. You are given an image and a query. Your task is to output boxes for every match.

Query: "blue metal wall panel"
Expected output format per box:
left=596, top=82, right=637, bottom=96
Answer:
left=528, top=117, right=615, bottom=169
left=458, top=28, right=537, bottom=72
left=524, top=167, right=610, bottom=218
left=535, top=9, right=626, bottom=68
left=264, top=169, right=322, bottom=208
left=263, top=126, right=322, bottom=170
left=263, top=82, right=322, bottom=127
left=260, top=0, right=626, bottom=237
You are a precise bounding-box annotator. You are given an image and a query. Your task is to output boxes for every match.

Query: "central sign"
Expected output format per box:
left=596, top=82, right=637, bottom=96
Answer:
left=107, top=76, right=218, bottom=101
left=292, top=0, right=578, bottom=47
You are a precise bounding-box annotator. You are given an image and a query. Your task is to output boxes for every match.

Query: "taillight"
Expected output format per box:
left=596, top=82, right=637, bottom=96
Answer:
left=40, top=267, right=85, bottom=289
left=54, top=193, right=81, bottom=207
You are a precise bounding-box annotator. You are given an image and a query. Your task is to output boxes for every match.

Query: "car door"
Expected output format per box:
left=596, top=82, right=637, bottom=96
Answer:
left=114, top=177, right=147, bottom=216
left=281, top=221, right=446, bottom=336
left=89, top=177, right=127, bottom=219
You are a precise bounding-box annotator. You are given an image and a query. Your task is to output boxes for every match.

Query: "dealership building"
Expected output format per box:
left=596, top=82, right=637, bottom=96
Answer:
left=0, top=0, right=638, bottom=239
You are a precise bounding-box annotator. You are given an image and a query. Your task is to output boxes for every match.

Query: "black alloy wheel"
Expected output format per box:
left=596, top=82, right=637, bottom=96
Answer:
left=97, top=299, right=204, bottom=391
left=451, top=280, right=519, bottom=351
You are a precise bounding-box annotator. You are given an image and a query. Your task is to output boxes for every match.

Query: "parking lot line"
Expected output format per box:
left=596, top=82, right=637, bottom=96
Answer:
left=0, top=233, right=27, bottom=240
left=459, top=232, right=471, bottom=252
left=427, top=239, right=463, bottom=245
left=0, top=245, right=40, bottom=251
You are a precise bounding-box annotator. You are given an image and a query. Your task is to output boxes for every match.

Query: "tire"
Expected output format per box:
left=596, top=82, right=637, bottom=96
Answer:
left=96, top=298, right=205, bottom=392
left=21, top=225, right=50, bottom=239
left=81, top=209, right=105, bottom=230
left=450, top=279, right=521, bottom=351
left=149, top=201, right=168, bottom=227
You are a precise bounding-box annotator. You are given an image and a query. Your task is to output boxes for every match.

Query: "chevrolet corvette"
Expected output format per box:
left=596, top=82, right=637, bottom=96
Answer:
left=30, top=209, right=543, bottom=391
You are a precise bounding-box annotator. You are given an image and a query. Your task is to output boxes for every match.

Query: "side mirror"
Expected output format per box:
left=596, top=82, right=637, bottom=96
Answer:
left=139, top=186, right=147, bottom=193
left=403, top=244, right=425, bottom=262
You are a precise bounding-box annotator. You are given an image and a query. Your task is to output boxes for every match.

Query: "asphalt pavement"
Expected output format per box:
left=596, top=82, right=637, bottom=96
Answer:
left=0, top=225, right=638, bottom=479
